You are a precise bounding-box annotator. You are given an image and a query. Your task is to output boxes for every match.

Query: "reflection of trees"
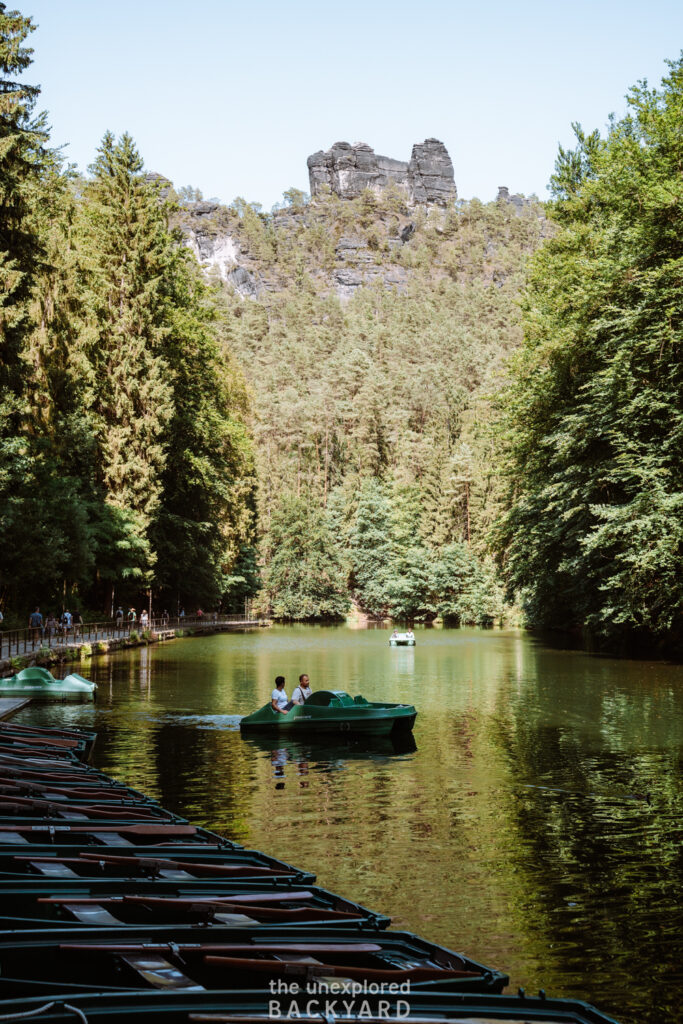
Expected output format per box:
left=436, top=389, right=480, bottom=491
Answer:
left=79, top=628, right=683, bottom=1024
left=487, top=668, right=683, bottom=1024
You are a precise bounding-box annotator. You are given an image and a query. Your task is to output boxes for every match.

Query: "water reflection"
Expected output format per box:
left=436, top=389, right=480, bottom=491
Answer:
left=14, top=625, right=683, bottom=1024
left=243, top=732, right=418, bottom=785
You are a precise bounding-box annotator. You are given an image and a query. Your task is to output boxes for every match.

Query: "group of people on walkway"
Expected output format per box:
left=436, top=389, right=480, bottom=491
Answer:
left=271, top=674, right=312, bottom=714
left=115, top=608, right=173, bottom=629
left=115, top=607, right=153, bottom=629
left=28, top=607, right=83, bottom=641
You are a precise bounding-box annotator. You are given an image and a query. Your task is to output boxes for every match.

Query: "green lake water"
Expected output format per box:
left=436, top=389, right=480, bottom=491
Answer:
left=18, top=625, right=683, bottom=1024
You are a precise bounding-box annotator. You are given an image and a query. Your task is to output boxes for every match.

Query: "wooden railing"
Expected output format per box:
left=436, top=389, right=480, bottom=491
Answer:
left=0, top=614, right=258, bottom=659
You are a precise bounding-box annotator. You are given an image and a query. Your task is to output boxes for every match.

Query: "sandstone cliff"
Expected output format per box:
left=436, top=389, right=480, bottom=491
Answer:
left=164, top=142, right=543, bottom=300
left=307, top=138, right=457, bottom=206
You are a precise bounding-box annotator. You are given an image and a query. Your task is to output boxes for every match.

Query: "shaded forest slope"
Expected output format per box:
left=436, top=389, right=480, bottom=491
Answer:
left=175, top=187, right=550, bottom=621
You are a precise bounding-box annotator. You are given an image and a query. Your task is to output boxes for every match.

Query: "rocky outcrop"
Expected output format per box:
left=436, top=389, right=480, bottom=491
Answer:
left=333, top=234, right=408, bottom=300
left=181, top=203, right=264, bottom=297
left=145, top=172, right=173, bottom=199
left=407, top=140, right=456, bottom=204
left=496, top=186, right=534, bottom=214
left=307, top=139, right=456, bottom=206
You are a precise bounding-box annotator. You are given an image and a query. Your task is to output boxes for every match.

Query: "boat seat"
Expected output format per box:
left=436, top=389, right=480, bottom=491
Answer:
left=29, top=859, right=80, bottom=878
left=91, top=831, right=134, bottom=846
left=63, top=902, right=123, bottom=926
left=120, top=954, right=205, bottom=991
left=305, top=690, right=356, bottom=708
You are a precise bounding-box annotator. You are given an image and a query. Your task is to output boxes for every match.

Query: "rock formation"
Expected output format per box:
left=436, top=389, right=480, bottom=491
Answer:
left=407, top=140, right=456, bottom=205
left=307, top=139, right=456, bottom=206
left=496, top=186, right=533, bottom=214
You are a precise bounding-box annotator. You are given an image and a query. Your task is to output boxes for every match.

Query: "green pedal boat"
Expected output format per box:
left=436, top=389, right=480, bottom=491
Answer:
left=240, top=689, right=417, bottom=736
left=0, top=666, right=97, bottom=699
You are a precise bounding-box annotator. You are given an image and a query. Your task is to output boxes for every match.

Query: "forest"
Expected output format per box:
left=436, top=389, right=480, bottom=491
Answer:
left=2, top=3, right=683, bottom=652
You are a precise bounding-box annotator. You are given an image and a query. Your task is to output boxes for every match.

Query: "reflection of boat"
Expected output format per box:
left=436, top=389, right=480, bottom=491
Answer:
left=0, top=667, right=96, bottom=700
left=390, top=632, right=415, bottom=646
left=243, top=731, right=417, bottom=763
left=239, top=690, right=417, bottom=736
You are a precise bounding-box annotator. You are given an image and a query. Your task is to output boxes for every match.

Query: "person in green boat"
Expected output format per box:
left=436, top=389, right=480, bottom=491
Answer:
left=292, top=674, right=312, bottom=704
left=271, top=676, right=291, bottom=714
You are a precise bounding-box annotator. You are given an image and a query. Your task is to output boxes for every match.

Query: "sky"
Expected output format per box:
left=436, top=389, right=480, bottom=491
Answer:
left=23, top=0, right=683, bottom=210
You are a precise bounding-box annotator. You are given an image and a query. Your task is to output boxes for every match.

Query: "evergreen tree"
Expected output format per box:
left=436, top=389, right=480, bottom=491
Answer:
left=149, top=258, right=257, bottom=608
left=0, top=2, right=44, bottom=420
left=261, top=493, right=348, bottom=620
left=0, top=3, right=56, bottom=610
left=387, top=484, right=435, bottom=619
left=348, top=477, right=393, bottom=616
left=78, top=132, right=175, bottom=580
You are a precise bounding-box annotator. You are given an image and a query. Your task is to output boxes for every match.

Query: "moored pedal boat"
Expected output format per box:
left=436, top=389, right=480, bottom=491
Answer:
left=240, top=690, right=416, bottom=736
left=0, top=667, right=96, bottom=699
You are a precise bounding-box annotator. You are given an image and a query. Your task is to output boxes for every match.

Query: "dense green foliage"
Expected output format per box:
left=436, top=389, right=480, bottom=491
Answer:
left=8, top=1, right=681, bottom=644
left=0, top=7, right=256, bottom=620
left=216, top=189, right=544, bottom=621
left=497, top=59, right=683, bottom=650
left=260, top=493, right=348, bottom=620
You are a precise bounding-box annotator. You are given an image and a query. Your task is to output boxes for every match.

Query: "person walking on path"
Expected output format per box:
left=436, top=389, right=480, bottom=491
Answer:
left=140, top=609, right=149, bottom=630
left=73, top=610, right=83, bottom=639
left=29, top=607, right=43, bottom=642
left=115, top=607, right=124, bottom=627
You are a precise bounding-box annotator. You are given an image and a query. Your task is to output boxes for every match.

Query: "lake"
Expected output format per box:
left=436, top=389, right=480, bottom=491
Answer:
left=18, top=625, right=683, bottom=1024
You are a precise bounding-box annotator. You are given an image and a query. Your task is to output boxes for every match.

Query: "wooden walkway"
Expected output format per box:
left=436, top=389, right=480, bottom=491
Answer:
left=0, top=698, right=30, bottom=720
left=0, top=616, right=263, bottom=661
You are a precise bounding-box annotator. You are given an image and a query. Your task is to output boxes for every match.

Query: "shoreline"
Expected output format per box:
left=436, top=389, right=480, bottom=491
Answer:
left=0, top=620, right=266, bottom=678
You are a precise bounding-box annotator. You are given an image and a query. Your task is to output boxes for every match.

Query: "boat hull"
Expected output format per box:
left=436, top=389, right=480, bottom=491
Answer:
left=240, top=692, right=416, bottom=736
left=0, top=668, right=96, bottom=700
left=389, top=633, right=415, bottom=646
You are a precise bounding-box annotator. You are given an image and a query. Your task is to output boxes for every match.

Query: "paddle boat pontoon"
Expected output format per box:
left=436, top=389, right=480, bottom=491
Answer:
left=239, top=690, right=416, bottom=736
left=0, top=666, right=96, bottom=700
left=389, top=632, right=415, bottom=646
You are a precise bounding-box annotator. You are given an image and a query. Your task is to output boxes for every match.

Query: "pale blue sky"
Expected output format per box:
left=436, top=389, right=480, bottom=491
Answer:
left=24, top=0, right=683, bottom=209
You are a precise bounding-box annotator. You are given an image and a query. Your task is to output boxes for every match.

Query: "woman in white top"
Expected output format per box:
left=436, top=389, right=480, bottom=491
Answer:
left=292, top=673, right=312, bottom=704
left=271, top=676, right=290, bottom=714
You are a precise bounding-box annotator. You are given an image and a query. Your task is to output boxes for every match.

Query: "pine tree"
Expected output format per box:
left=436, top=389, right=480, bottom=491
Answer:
left=261, top=493, right=348, bottom=620
left=0, top=3, right=58, bottom=611
left=78, top=132, right=174, bottom=573
left=348, top=477, right=393, bottom=616
left=0, top=2, right=44, bottom=419
left=387, top=484, right=435, bottom=619
left=149, top=257, right=257, bottom=608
